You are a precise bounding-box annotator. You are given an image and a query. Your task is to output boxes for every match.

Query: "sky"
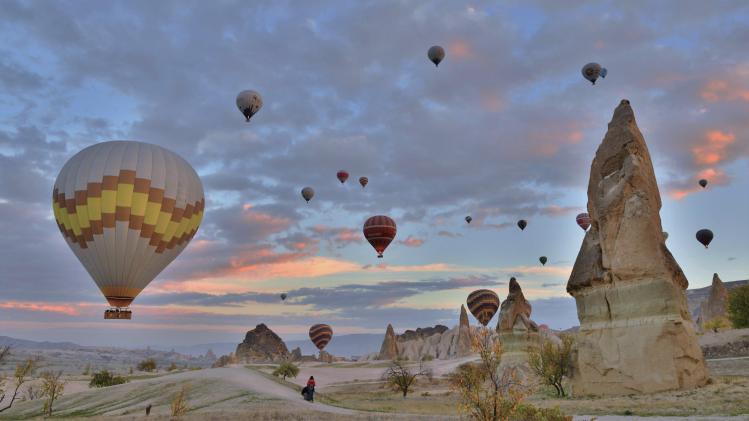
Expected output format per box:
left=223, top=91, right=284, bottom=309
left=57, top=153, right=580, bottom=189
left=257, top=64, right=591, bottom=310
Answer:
left=1, top=0, right=748, bottom=348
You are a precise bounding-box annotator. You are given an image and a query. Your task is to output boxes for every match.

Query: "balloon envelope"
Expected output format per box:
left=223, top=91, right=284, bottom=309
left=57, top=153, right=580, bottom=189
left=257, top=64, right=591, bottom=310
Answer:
left=309, top=324, right=333, bottom=351
left=539, top=256, right=547, bottom=266
left=363, top=215, right=397, bottom=258
left=576, top=213, right=591, bottom=231
left=465, top=216, right=472, bottom=224
left=582, top=63, right=602, bottom=84
left=280, top=293, right=287, bottom=301
left=359, top=177, right=368, bottom=188
left=53, top=141, right=205, bottom=312
left=428, top=45, right=445, bottom=67
left=696, top=229, right=713, bottom=248
left=236, top=90, right=263, bottom=122
left=517, top=220, right=527, bottom=230
left=301, top=187, right=314, bottom=203
left=466, top=289, right=500, bottom=326
left=699, top=179, right=708, bottom=188
left=337, top=170, right=349, bottom=184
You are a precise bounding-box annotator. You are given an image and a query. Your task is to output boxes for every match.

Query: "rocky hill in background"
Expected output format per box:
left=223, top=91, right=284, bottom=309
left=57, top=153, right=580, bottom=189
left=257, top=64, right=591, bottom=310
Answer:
left=235, top=324, right=289, bottom=362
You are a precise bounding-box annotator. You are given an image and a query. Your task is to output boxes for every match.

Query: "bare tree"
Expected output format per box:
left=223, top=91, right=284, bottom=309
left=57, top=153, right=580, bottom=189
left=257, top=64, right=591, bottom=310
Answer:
left=0, top=357, right=37, bottom=412
left=41, top=370, right=66, bottom=417
left=382, top=360, right=429, bottom=398
left=0, top=346, right=9, bottom=404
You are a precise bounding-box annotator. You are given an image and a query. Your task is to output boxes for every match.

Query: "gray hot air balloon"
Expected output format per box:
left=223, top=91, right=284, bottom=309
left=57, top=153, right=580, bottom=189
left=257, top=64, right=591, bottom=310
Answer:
left=236, top=90, right=263, bottom=122
left=428, top=46, right=445, bottom=67
left=301, top=187, right=315, bottom=203
left=465, top=216, right=472, bottom=224
left=581, top=63, right=606, bottom=85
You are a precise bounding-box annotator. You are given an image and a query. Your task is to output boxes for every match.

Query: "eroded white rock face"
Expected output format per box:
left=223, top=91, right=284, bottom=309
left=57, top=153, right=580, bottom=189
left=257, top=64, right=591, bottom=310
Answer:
left=567, top=100, right=708, bottom=396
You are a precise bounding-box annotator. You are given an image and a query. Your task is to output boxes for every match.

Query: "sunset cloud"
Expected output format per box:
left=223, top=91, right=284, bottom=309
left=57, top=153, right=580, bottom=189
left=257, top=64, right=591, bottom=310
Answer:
left=0, top=301, right=80, bottom=316
left=399, top=235, right=425, bottom=248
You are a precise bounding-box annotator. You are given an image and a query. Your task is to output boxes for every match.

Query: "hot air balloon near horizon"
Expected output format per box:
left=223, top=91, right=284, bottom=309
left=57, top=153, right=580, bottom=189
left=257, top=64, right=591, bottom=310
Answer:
left=427, top=45, right=445, bottom=67
left=236, top=90, right=263, bottom=122
left=337, top=170, right=349, bottom=184
left=576, top=213, right=591, bottom=231
left=309, top=324, right=333, bottom=351
left=466, top=289, right=500, bottom=326
left=280, top=293, right=287, bottom=301
left=363, top=215, right=397, bottom=258
left=53, top=141, right=205, bottom=319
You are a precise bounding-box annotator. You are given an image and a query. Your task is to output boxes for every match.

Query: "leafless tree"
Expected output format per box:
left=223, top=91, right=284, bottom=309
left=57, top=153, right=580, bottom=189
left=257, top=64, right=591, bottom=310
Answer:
left=0, top=357, right=37, bottom=412
left=382, top=360, right=429, bottom=398
left=41, top=370, right=66, bottom=417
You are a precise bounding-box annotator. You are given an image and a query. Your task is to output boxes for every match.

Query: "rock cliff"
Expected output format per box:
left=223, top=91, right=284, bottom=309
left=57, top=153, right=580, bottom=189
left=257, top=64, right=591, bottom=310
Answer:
left=235, top=324, right=289, bottom=363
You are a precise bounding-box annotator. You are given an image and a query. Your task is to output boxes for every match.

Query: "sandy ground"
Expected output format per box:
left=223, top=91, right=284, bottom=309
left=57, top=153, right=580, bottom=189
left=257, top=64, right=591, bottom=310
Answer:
left=699, top=328, right=749, bottom=347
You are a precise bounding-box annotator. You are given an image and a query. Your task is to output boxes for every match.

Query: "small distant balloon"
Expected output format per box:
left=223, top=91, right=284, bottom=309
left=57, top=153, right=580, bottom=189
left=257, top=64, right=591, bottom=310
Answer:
left=539, top=256, right=547, bottom=266
left=280, top=293, right=287, bottom=301
left=301, top=187, right=314, bottom=203
left=359, top=177, right=368, bottom=188
left=576, top=213, right=591, bottom=231
left=581, top=63, right=606, bottom=85
left=236, top=90, right=263, bottom=122
left=517, top=220, right=527, bottom=231
left=337, top=170, right=349, bottom=184
left=696, top=229, right=713, bottom=248
left=699, top=179, right=708, bottom=188
left=465, top=216, right=472, bottom=224
left=428, top=45, right=445, bottom=67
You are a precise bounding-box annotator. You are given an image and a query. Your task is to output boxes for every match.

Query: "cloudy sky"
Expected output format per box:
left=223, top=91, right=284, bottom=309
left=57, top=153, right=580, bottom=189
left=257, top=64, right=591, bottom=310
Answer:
left=1, top=1, right=748, bottom=348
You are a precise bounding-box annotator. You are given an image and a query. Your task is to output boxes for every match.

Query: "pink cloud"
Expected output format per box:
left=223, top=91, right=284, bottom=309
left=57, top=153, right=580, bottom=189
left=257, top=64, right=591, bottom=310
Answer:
left=700, top=80, right=749, bottom=103
left=0, top=301, right=80, bottom=316
left=448, top=40, right=474, bottom=59
left=399, top=235, right=425, bottom=248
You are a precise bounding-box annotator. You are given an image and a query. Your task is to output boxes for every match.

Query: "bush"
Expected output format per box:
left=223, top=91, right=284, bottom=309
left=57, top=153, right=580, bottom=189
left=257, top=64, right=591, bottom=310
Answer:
left=728, top=285, right=749, bottom=328
left=137, top=358, right=157, bottom=372
left=272, top=362, right=299, bottom=381
left=171, top=383, right=190, bottom=416
left=704, top=317, right=731, bottom=333
left=212, top=353, right=237, bottom=368
left=527, top=335, right=575, bottom=397
left=167, top=362, right=178, bottom=372
left=512, top=404, right=571, bottom=421
left=89, top=370, right=129, bottom=388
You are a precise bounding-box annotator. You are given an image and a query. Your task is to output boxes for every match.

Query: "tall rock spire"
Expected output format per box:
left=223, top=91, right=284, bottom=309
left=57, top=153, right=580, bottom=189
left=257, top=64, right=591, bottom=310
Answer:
left=566, top=100, right=708, bottom=395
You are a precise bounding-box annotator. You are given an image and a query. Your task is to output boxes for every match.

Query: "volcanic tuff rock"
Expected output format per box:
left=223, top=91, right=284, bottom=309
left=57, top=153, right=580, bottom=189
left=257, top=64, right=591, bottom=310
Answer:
left=566, top=100, right=708, bottom=396
left=496, top=278, right=538, bottom=333
left=235, top=324, right=289, bottom=363
left=378, top=324, right=398, bottom=360
left=290, top=347, right=302, bottom=361
left=456, top=305, right=472, bottom=357
left=698, top=273, right=729, bottom=327
left=398, top=325, right=449, bottom=341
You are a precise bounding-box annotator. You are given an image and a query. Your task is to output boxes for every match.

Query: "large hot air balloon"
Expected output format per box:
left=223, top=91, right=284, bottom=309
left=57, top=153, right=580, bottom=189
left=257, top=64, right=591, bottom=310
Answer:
left=53, top=141, right=204, bottom=319
left=539, top=256, right=547, bottom=266
left=337, top=170, right=349, bottom=184
left=517, top=220, right=527, bottom=231
left=576, top=213, right=591, bottom=231
left=465, top=216, right=472, bottom=224
left=699, top=179, right=708, bottom=188
left=309, top=324, right=333, bottom=351
left=581, top=63, right=606, bottom=85
left=236, top=90, right=263, bottom=122
left=359, top=177, right=368, bottom=188
left=363, top=215, right=397, bottom=258
left=301, top=187, right=314, bottom=203
left=466, top=289, right=500, bottom=326
left=280, top=293, right=287, bottom=301
left=427, top=45, right=445, bottom=67
left=696, top=229, right=713, bottom=248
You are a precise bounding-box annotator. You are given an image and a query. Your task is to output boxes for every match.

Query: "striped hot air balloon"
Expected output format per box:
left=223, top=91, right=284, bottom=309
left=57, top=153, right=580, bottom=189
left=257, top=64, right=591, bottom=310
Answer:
left=359, top=176, right=368, bottom=188
left=576, top=213, right=591, bottom=231
left=466, top=289, right=500, bottom=326
left=53, top=141, right=204, bottom=319
left=309, top=324, right=333, bottom=351
left=363, top=215, right=397, bottom=258
left=337, top=170, right=349, bottom=184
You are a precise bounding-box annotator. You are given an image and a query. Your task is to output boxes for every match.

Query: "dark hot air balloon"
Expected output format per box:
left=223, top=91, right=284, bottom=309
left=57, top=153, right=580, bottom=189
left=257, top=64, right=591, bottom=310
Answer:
left=309, top=324, right=333, bottom=351
left=236, top=90, right=263, bottom=122
left=465, top=216, right=472, bottom=224
left=363, top=215, right=397, bottom=258
left=581, top=63, right=606, bottom=85
left=427, top=45, right=445, bottom=67
left=576, top=213, right=591, bottom=231
left=359, top=177, right=368, bottom=188
left=539, top=256, right=547, bottom=266
left=517, top=220, right=527, bottom=231
left=280, top=293, right=287, bottom=301
left=466, top=289, right=500, bottom=326
left=301, top=187, right=314, bottom=203
left=696, top=229, right=713, bottom=248
left=337, top=170, right=349, bottom=184
left=699, top=179, right=708, bottom=188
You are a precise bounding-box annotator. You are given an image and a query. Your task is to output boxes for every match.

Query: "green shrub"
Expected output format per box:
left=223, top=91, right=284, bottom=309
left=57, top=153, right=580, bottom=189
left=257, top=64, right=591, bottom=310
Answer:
left=137, top=358, right=157, bottom=372
left=512, top=404, right=571, bottom=421
left=167, top=362, right=178, bottom=372
left=727, top=285, right=749, bottom=328
left=527, top=335, right=575, bottom=397
left=89, top=370, right=129, bottom=388
left=272, top=362, right=300, bottom=380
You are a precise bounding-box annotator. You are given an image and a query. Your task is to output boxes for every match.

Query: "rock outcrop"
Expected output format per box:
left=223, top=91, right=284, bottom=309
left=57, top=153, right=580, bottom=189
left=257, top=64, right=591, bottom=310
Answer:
left=235, top=324, right=289, bottom=363
left=378, top=324, right=398, bottom=360
left=698, top=273, right=729, bottom=327
left=289, top=347, right=302, bottom=361
left=566, top=100, right=708, bottom=396
left=456, top=305, right=472, bottom=357
left=496, top=278, right=538, bottom=333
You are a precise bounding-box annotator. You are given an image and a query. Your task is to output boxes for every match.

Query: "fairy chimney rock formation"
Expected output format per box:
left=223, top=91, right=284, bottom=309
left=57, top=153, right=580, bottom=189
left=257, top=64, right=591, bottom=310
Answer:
left=566, top=100, right=708, bottom=395
left=235, top=323, right=289, bottom=363
left=378, top=324, right=398, bottom=360
left=496, top=278, right=538, bottom=333
left=456, top=304, right=472, bottom=356
left=700, top=273, right=729, bottom=325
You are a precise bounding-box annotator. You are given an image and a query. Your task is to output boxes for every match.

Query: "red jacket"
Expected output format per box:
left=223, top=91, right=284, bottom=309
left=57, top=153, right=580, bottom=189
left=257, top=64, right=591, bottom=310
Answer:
left=307, top=379, right=315, bottom=388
